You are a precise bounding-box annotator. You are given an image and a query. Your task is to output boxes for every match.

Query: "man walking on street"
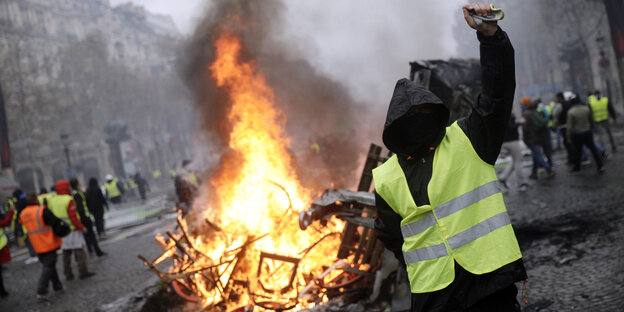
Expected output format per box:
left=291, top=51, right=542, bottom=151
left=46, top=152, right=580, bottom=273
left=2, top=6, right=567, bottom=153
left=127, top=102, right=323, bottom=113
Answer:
left=588, top=90, right=617, bottom=153
left=86, top=178, right=109, bottom=238
left=47, top=180, right=95, bottom=280
left=522, top=97, right=555, bottom=179
left=105, top=174, right=123, bottom=205
left=567, top=95, right=605, bottom=173
left=19, top=193, right=63, bottom=300
left=373, top=4, right=526, bottom=311
left=499, top=114, right=529, bottom=192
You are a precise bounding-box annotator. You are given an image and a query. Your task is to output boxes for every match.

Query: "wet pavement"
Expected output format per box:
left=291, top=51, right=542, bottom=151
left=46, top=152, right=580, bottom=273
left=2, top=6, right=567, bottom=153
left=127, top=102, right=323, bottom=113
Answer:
left=1, top=127, right=624, bottom=312
left=504, top=126, right=624, bottom=312
left=0, top=194, right=176, bottom=312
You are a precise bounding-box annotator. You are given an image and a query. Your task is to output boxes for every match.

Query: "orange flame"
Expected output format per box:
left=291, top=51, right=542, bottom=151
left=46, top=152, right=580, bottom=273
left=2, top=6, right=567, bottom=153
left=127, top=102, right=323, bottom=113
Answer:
left=174, top=31, right=344, bottom=310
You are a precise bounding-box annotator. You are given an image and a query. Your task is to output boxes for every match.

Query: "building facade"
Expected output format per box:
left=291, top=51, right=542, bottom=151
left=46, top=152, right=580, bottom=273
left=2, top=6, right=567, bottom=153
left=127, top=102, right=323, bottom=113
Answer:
left=0, top=0, right=192, bottom=192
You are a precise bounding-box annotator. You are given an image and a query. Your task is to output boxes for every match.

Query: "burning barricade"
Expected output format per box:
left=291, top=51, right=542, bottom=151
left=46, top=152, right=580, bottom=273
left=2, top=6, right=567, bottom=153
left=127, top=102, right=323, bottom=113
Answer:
left=139, top=184, right=387, bottom=311
left=137, top=11, right=389, bottom=309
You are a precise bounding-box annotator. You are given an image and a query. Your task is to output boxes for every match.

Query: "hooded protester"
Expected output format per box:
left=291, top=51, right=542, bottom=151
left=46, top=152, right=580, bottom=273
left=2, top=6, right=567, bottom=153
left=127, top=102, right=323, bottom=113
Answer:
left=47, top=180, right=95, bottom=280
left=373, top=4, right=526, bottom=311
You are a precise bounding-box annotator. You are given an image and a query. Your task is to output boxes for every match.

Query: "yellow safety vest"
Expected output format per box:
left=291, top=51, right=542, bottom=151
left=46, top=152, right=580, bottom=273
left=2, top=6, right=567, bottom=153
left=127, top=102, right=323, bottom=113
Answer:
left=545, top=102, right=555, bottom=127
left=3, top=199, right=16, bottom=244
left=47, top=194, right=79, bottom=230
left=181, top=169, right=198, bottom=187
left=38, top=193, right=52, bottom=206
left=152, top=170, right=162, bottom=179
left=72, top=190, right=92, bottom=220
left=105, top=179, right=121, bottom=198
left=10, top=199, right=27, bottom=238
left=0, top=226, right=7, bottom=251
left=127, top=178, right=137, bottom=189
left=589, top=96, right=609, bottom=122
left=373, top=122, right=522, bottom=293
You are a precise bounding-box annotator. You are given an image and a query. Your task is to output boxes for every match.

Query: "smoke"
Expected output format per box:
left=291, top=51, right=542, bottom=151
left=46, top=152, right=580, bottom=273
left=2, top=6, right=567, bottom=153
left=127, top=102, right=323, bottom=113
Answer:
left=182, top=0, right=376, bottom=189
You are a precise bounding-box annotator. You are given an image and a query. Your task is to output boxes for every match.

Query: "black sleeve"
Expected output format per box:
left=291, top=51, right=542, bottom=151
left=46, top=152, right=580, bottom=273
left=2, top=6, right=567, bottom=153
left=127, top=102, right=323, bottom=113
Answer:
left=42, top=207, right=60, bottom=226
left=99, top=190, right=109, bottom=208
left=374, top=192, right=406, bottom=267
left=74, top=193, right=88, bottom=221
left=458, top=27, right=515, bottom=165
left=117, top=181, right=126, bottom=194
left=608, top=101, right=617, bottom=120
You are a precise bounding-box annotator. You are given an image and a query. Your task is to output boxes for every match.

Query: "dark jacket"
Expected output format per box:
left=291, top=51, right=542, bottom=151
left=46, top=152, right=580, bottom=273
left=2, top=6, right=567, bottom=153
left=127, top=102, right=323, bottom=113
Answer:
left=73, top=190, right=93, bottom=228
left=556, top=100, right=572, bottom=126
left=86, top=186, right=108, bottom=217
left=374, top=27, right=526, bottom=312
left=522, top=106, right=548, bottom=146
left=503, top=114, right=520, bottom=142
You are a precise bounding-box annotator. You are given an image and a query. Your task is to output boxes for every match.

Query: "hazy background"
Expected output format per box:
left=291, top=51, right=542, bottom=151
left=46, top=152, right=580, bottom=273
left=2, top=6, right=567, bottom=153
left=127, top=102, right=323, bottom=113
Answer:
left=111, top=0, right=464, bottom=109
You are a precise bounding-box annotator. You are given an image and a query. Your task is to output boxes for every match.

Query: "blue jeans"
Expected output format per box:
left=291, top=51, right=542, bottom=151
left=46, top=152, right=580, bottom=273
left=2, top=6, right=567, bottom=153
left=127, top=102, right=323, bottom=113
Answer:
left=528, top=144, right=552, bottom=174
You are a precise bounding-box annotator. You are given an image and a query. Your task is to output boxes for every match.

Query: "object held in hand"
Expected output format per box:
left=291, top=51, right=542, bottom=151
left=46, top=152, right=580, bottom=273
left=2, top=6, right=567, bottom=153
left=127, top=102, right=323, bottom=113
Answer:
left=470, top=4, right=504, bottom=26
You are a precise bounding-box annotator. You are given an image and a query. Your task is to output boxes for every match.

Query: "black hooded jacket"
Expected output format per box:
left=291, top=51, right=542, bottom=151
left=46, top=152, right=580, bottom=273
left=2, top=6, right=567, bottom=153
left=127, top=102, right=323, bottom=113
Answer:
left=374, top=27, right=526, bottom=312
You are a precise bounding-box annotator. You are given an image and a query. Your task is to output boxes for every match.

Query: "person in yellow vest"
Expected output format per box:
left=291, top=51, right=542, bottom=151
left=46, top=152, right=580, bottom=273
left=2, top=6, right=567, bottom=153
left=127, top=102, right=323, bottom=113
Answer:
left=588, top=90, right=617, bottom=153
left=0, top=200, right=15, bottom=297
left=126, top=176, right=138, bottom=198
left=10, top=189, right=39, bottom=264
left=175, top=160, right=199, bottom=215
left=18, top=193, right=63, bottom=300
left=373, top=5, right=526, bottom=311
left=70, top=178, right=105, bottom=257
left=37, top=187, right=52, bottom=206
left=104, top=174, right=123, bottom=205
left=179, top=160, right=199, bottom=188
left=47, top=180, right=95, bottom=280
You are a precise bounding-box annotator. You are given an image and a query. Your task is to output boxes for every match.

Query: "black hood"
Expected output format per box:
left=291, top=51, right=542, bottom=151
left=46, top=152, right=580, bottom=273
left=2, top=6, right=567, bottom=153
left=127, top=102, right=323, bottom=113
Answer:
left=382, top=78, right=450, bottom=155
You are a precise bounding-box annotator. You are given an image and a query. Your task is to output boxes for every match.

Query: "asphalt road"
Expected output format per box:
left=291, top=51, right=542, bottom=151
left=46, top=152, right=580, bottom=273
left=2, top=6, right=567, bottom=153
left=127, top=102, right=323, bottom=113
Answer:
left=2, top=126, right=623, bottom=312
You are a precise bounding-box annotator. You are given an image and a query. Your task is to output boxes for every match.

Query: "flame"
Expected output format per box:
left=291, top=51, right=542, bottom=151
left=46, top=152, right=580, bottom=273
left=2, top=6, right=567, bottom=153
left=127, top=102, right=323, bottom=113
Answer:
left=168, top=30, right=345, bottom=310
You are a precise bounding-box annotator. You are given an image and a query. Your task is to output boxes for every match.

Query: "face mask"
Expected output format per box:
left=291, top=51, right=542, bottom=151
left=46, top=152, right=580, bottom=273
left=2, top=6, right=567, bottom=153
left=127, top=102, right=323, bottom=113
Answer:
left=399, top=112, right=444, bottom=155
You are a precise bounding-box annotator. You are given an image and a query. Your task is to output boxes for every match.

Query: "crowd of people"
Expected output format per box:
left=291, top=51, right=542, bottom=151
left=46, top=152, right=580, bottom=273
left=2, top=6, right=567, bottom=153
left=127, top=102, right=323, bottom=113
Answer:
left=0, top=160, right=201, bottom=300
left=497, top=89, right=617, bottom=191
left=0, top=176, right=117, bottom=300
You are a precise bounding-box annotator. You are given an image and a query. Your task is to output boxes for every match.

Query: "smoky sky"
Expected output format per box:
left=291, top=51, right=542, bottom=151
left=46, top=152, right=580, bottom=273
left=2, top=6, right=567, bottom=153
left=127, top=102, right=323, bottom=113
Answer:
left=113, top=0, right=465, bottom=112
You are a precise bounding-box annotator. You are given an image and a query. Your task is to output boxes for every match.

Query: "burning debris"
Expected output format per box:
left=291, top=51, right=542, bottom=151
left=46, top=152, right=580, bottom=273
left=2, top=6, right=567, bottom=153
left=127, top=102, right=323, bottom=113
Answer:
left=138, top=150, right=388, bottom=311
left=137, top=1, right=389, bottom=309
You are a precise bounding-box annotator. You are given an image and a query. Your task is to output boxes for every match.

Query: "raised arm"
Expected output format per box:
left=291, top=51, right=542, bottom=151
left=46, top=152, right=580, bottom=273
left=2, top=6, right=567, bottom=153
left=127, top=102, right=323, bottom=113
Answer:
left=458, top=3, right=516, bottom=165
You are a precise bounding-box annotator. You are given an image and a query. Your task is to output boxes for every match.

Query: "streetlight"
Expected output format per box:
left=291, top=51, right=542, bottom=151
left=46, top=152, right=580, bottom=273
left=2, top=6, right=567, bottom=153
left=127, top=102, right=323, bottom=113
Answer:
left=60, top=133, right=72, bottom=178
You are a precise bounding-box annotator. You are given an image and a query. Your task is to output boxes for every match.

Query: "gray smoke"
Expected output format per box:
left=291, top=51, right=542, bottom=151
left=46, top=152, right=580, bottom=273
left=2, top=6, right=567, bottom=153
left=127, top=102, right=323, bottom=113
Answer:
left=181, top=0, right=372, bottom=189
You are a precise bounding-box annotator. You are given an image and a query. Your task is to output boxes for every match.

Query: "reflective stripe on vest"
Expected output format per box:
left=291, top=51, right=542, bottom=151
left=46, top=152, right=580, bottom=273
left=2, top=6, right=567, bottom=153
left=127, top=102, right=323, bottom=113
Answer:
left=27, top=206, right=52, bottom=234
left=47, top=194, right=78, bottom=230
left=589, top=97, right=609, bottom=122
left=21, top=205, right=62, bottom=253
left=105, top=179, right=121, bottom=198
left=373, top=121, right=522, bottom=293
